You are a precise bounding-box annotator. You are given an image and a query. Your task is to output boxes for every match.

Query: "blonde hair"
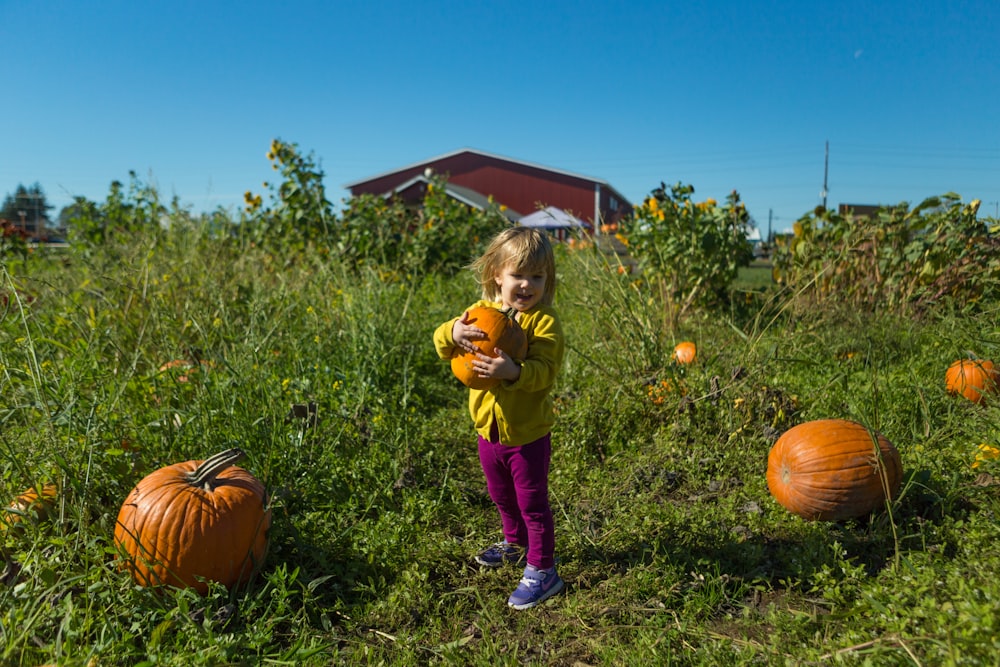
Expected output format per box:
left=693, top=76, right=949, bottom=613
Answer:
left=470, top=226, right=557, bottom=306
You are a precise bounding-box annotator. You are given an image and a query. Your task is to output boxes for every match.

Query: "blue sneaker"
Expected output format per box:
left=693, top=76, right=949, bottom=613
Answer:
left=507, top=565, right=564, bottom=610
left=475, top=541, right=524, bottom=567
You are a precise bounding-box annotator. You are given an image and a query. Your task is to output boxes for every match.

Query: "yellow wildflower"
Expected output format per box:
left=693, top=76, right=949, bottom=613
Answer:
left=973, top=443, right=1000, bottom=468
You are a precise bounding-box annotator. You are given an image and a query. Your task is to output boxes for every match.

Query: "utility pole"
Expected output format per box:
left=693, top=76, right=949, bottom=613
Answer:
left=821, top=141, right=829, bottom=210
left=768, top=209, right=773, bottom=243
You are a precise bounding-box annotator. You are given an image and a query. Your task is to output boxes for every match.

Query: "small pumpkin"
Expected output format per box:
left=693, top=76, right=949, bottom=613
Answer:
left=672, top=341, right=697, bottom=365
left=158, top=358, right=213, bottom=383
left=766, top=419, right=902, bottom=521
left=945, top=359, right=998, bottom=404
left=1, top=483, right=58, bottom=532
left=114, top=448, right=270, bottom=594
left=450, top=306, right=528, bottom=390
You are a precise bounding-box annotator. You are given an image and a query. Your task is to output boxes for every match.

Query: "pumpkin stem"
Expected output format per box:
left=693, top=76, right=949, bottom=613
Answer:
left=186, top=449, right=247, bottom=491
left=501, top=306, right=518, bottom=321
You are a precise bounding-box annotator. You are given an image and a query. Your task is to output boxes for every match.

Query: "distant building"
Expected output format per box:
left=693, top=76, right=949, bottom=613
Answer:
left=344, top=148, right=633, bottom=233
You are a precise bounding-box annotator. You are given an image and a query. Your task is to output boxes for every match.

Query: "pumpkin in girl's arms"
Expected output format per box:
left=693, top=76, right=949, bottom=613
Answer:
left=672, top=341, right=697, bottom=364
left=114, top=449, right=270, bottom=594
left=766, top=419, right=902, bottom=522
left=945, top=359, right=999, bottom=404
left=451, top=306, right=528, bottom=390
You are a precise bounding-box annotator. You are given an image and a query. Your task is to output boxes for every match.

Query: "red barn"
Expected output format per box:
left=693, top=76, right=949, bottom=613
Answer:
left=344, top=148, right=632, bottom=233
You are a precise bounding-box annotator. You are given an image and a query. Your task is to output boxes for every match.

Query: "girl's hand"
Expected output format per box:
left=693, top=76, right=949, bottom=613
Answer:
left=452, top=311, right=487, bottom=354
left=472, top=347, right=521, bottom=382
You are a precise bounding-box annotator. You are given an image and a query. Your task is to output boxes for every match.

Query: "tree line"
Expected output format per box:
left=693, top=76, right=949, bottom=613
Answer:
left=1, top=183, right=60, bottom=239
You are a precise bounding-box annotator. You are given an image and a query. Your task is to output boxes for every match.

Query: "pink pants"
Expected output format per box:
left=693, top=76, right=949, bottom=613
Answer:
left=477, top=432, right=555, bottom=569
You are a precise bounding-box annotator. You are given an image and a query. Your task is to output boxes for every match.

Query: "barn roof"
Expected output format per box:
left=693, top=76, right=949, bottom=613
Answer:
left=389, top=174, right=523, bottom=221
left=345, top=147, right=622, bottom=196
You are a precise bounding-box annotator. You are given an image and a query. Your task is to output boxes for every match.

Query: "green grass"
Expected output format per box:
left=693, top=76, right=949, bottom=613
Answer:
left=2, top=235, right=999, bottom=665
left=733, top=261, right=774, bottom=291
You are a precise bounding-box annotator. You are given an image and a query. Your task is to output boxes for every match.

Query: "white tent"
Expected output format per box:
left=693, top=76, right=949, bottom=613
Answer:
left=518, top=206, right=586, bottom=229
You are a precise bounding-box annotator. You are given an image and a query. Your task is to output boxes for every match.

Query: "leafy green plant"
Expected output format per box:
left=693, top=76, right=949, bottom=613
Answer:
left=242, top=139, right=337, bottom=252
left=65, top=172, right=167, bottom=250
left=334, top=192, right=413, bottom=270
left=336, top=174, right=509, bottom=277
left=243, top=144, right=507, bottom=276
left=405, top=176, right=510, bottom=276
left=619, top=182, right=754, bottom=330
left=772, top=195, right=999, bottom=313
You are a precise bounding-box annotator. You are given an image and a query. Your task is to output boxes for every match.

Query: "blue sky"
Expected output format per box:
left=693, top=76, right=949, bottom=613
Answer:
left=3, top=0, right=998, bottom=233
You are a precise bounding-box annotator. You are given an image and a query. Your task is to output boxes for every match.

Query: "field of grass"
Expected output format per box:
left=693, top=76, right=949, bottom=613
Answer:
left=2, top=230, right=999, bottom=666
left=734, top=261, right=774, bottom=291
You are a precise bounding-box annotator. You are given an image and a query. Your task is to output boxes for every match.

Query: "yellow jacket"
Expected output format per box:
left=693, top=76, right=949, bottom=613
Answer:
left=433, top=300, right=564, bottom=446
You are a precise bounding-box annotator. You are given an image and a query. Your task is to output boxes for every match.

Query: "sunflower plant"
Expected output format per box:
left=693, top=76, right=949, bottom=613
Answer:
left=771, top=194, right=998, bottom=314
left=620, top=182, right=753, bottom=330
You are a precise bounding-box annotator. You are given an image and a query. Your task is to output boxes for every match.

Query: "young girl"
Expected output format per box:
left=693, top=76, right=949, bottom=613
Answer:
left=433, top=226, right=565, bottom=610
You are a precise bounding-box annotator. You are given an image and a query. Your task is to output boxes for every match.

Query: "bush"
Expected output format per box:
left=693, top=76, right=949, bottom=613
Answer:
left=619, top=182, right=754, bottom=330
left=772, top=195, right=999, bottom=314
left=241, top=139, right=337, bottom=252
left=243, top=143, right=509, bottom=275
left=66, top=172, right=167, bottom=250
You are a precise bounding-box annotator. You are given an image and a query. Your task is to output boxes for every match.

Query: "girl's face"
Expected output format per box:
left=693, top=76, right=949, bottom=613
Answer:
left=494, top=264, right=546, bottom=312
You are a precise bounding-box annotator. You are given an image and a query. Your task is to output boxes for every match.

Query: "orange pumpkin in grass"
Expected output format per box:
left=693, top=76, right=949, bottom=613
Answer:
left=766, top=419, right=902, bottom=522
left=158, top=359, right=214, bottom=383
left=672, top=341, right=697, bottom=364
left=114, top=449, right=270, bottom=594
left=450, top=306, right=528, bottom=390
left=945, top=359, right=999, bottom=404
left=1, top=483, right=58, bottom=531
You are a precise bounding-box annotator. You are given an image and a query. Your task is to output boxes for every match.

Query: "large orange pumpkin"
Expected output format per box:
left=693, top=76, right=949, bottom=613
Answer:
left=672, top=341, right=697, bottom=364
left=945, top=359, right=998, bottom=404
left=451, top=306, right=528, bottom=390
left=766, top=419, right=902, bottom=521
left=1, top=483, right=58, bottom=531
left=114, top=449, right=270, bottom=594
